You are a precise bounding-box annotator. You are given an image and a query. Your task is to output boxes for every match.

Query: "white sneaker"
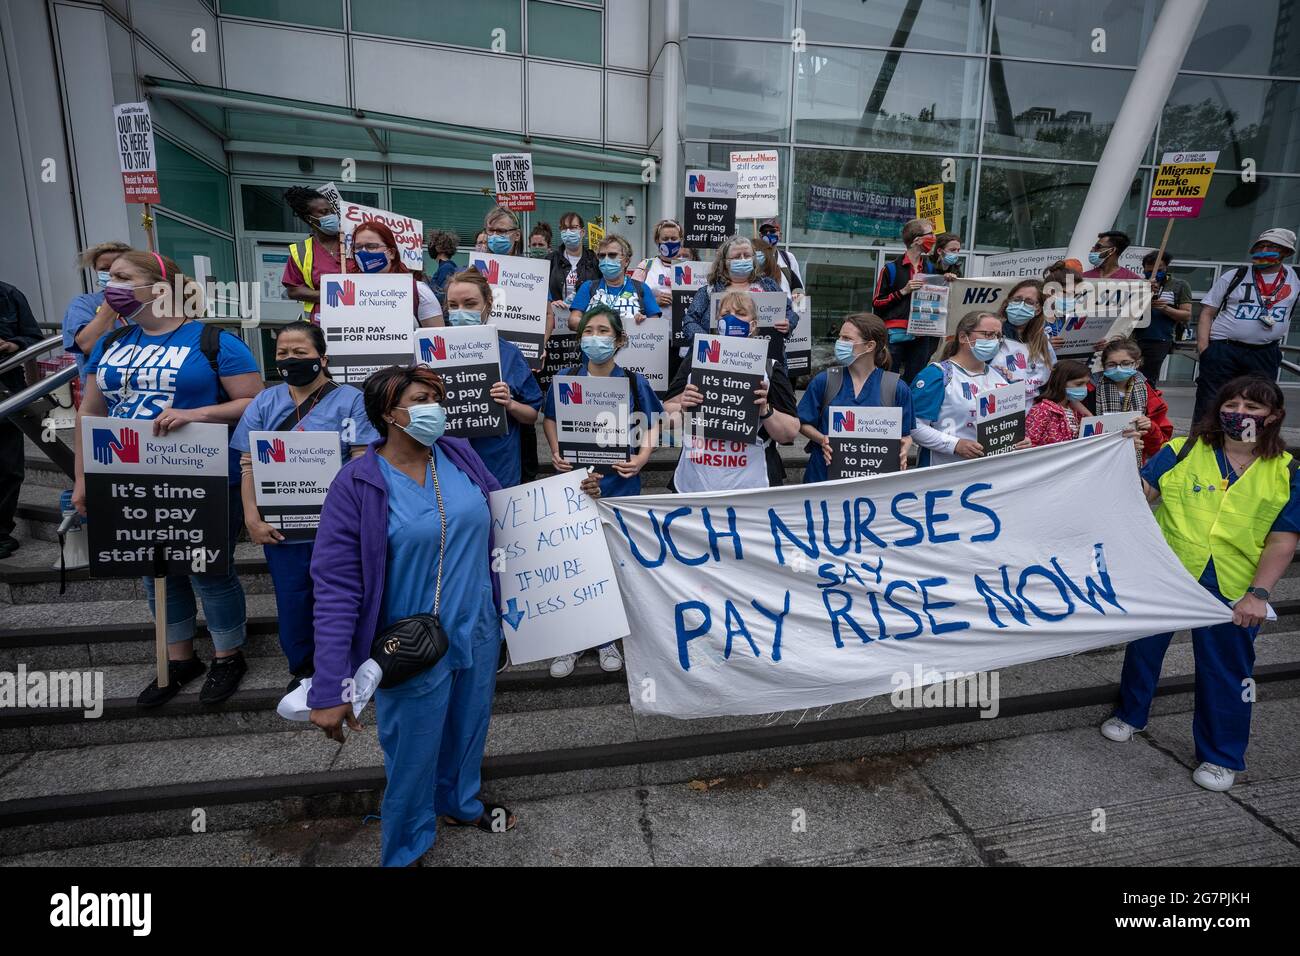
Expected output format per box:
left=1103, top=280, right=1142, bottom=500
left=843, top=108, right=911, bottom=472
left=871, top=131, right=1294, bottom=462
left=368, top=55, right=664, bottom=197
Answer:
left=1192, top=762, right=1237, bottom=792
left=598, top=643, right=624, bottom=673
left=1100, top=716, right=1143, bottom=742
left=549, top=653, right=579, bottom=679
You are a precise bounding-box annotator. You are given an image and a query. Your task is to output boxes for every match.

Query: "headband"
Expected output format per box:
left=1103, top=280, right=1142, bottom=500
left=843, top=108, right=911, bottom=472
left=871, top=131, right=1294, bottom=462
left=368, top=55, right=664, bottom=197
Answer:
left=152, top=252, right=167, bottom=278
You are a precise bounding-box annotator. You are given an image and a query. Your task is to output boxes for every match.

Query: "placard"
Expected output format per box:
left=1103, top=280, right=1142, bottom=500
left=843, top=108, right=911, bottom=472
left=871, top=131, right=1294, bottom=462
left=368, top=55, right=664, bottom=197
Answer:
left=828, top=406, right=903, bottom=479
left=618, top=315, right=671, bottom=393
left=249, top=430, right=343, bottom=540
left=492, top=152, right=536, bottom=211
left=787, top=295, right=812, bottom=376
left=413, top=325, right=507, bottom=438
left=82, top=418, right=229, bottom=577
left=687, top=334, right=768, bottom=442
left=975, top=381, right=1027, bottom=455
left=730, top=150, right=779, bottom=220
left=112, top=102, right=160, bottom=204
left=907, top=277, right=949, bottom=337
left=914, top=183, right=945, bottom=233
left=318, top=273, right=416, bottom=384
left=671, top=263, right=708, bottom=355
left=491, top=470, right=630, bottom=664
left=929, top=276, right=1023, bottom=359
left=319, top=182, right=425, bottom=272
left=1080, top=411, right=1140, bottom=439
left=1054, top=279, right=1153, bottom=358
left=683, top=169, right=738, bottom=248
left=539, top=328, right=582, bottom=395
left=466, top=251, right=551, bottom=370
left=709, top=291, right=788, bottom=331
left=1146, top=150, right=1219, bottom=219
left=552, top=375, right=630, bottom=472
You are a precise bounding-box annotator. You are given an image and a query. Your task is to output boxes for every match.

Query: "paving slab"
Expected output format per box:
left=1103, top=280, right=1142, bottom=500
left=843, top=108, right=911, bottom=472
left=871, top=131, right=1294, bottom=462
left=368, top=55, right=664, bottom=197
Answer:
left=1232, top=775, right=1300, bottom=845
left=1145, top=694, right=1300, bottom=782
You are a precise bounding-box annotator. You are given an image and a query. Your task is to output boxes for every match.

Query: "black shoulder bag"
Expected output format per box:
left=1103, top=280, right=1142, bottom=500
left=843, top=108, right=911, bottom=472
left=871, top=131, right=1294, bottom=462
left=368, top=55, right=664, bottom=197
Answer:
left=369, top=454, right=450, bottom=688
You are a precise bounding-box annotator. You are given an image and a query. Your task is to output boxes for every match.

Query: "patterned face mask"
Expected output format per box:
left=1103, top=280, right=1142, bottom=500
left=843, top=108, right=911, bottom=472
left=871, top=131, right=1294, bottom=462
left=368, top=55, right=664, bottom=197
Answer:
left=1219, top=409, right=1269, bottom=441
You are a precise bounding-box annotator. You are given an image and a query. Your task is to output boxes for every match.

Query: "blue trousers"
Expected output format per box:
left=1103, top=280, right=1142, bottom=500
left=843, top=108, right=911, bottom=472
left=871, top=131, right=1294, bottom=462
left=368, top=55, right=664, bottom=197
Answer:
left=263, top=539, right=315, bottom=676
left=1115, top=592, right=1257, bottom=771
left=1193, top=339, right=1282, bottom=425
left=374, top=633, right=500, bottom=867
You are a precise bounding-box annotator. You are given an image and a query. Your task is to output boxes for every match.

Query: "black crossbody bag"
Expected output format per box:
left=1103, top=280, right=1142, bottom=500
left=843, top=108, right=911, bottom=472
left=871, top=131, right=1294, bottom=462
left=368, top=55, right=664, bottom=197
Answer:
left=369, top=454, right=450, bottom=688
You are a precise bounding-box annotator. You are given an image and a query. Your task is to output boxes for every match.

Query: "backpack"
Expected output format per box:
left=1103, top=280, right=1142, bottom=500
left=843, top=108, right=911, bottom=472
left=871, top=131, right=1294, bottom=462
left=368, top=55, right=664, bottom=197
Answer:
left=804, top=366, right=899, bottom=454
left=1216, top=265, right=1300, bottom=325
left=101, top=321, right=229, bottom=402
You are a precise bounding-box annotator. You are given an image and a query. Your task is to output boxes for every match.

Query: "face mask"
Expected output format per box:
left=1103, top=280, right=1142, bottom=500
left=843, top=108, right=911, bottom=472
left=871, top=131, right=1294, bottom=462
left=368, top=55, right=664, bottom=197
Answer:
left=487, top=234, right=513, bottom=254
left=1088, top=251, right=1106, bottom=267
left=941, top=252, right=960, bottom=266
left=917, top=235, right=936, bottom=254
left=104, top=281, right=147, bottom=317
left=658, top=240, right=681, bottom=259
left=396, top=403, right=447, bottom=446
left=561, top=229, right=582, bottom=249
left=276, top=356, right=322, bottom=387
left=755, top=250, right=767, bottom=268
left=1144, top=270, right=1167, bottom=283
left=528, top=247, right=550, bottom=258
left=763, top=233, right=780, bottom=246
left=970, top=338, right=1000, bottom=362
left=448, top=309, right=481, bottom=327
left=1252, top=250, right=1283, bottom=264
left=1220, top=409, right=1270, bottom=441
left=581, top=335, right=617, bottom=364
left=1005, top=301, right=1037, bottom=326
left=1065, top=386, right=1089, bottom=402
left=1056, top=295, right=1078, bottom=314
left=355, top=249, right=389, bottom=273
left=729, top=257, right=754, bottom=278
left=834, top=340, right=864, bottom=365
left=720, top=314, right=751, bottom=337
left=314, top=214, right=340, bottom=236
left=1103, top=366, right=1138, bottom=383
left=96, top=270, right=112, bottom=289
left=598, top=258, right=624, bottom=280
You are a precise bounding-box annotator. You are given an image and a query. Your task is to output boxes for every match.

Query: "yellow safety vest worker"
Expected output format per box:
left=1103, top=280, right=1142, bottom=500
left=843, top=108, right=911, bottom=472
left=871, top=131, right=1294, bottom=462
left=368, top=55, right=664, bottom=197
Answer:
left=1154, top=436, right=1295, bottom=600
left=288, top=237, right=315, bottom=314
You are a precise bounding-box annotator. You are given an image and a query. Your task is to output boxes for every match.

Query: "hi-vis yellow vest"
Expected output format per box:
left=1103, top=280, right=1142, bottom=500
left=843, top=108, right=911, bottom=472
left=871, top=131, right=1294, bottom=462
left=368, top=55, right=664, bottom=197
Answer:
left=288, top=237, right=315, bottom=314
left=1155, top=437, right=1294, bottom=600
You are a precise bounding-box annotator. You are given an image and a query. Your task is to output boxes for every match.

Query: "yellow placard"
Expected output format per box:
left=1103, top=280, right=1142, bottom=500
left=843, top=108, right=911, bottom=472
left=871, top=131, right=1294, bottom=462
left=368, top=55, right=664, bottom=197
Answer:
left=586, top=221, right=605, bottom=251
left=914, top=184, right=945, bottom=234
left=1146, top=150, right=1219, bottom=219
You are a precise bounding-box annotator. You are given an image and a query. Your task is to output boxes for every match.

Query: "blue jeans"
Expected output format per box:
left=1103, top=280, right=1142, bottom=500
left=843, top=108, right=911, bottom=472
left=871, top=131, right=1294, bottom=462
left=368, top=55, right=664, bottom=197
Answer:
left=141, top=481, right=247, bottom=653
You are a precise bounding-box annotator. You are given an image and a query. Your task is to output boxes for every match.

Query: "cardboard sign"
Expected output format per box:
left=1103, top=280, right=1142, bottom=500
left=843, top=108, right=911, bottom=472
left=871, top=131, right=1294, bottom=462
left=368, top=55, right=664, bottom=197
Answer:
left=619, top=314, right=671, bottom=393
left=1080, top=411, right=1140, bottom=439
left=82, top=418, right=229, bottom=577
left=249, top=431, right=343, bottom=540
left=730, top=150, right=779, bottom=220
left=491, top=152, right=536, bottom=211
left=1054, top=280, right=1153, bottom=358
left=683, top=169, right=738, bottom=248
left=413, top=325, right=507, bottom=438
left=672, top=263, right=707, bottom=355
left=587, top=221, right=605, bottom=251
left=907, top=277, right=949, bottom=337
left=466, top=251, right=551, bottom=370
left=828, top=406, right=903, bottom=479
left=975, top=381, right=1027, bottom=455
left=709, top=291, right=788, bottom=331
left=1147, top=150, right=1219, bottom=219
left=914, top=183, right=945, bottom=233
left=787, top=295, right=812, bottom=376
left=318, top=273, right=416, bottom=384
left=687, top=334, right=768, bottom=442
left=552, top=375, right=631, bottom=472
left=112, top=102, right=160, bottom=204
left=491, top=470, right=630, bottom=664
left=929, top=276, right=1023, bottom=358
left=318, top=182, right=425, bottom=272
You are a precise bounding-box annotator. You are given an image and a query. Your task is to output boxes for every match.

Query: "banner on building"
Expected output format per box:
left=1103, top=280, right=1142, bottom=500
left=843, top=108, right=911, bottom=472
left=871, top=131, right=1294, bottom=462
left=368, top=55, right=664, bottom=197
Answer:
left=413, top=325, right=508, bottom=438
left=466, top=250, right=551, bottom=370
left=318, top=273, right=416, bottom=384
left=914, top=183, right=945, bottom=234
left=683, top=169, right=738, bottom=248
left=492, top=152, right=536, bottom=212
left=113, top=102, right=160, bottom=204
left=597, top=434, right=1233, bottom=718
left=730, top=150, right=779, bottom=220
left=828, top=405, right=902, bottom=479
left=552, top=374, right=630, bottom=471
left=1146, top=151, right=1219, bottom=219
left=249, top=431, right=343, bottom=540
left=805, top=182, right=913, bottom=236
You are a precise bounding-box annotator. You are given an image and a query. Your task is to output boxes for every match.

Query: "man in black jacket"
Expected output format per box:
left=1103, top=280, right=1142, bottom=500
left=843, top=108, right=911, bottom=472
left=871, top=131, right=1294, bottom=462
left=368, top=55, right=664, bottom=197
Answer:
left=0, top=281, right=44, bottom=557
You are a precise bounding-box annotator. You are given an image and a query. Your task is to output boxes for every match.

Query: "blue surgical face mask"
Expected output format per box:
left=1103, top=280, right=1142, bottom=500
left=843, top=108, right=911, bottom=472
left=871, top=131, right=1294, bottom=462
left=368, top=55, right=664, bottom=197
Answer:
left=448, top=309, right=481, bottom=327
left=729, top=257, right=754, bottom=278
left=355, top=249, right=389, bottom=273
left=1104, top=366, right=1138, bottom=383
left=96, top=270, right=112, bottom=289
left=763, top=232, right=780, bottom=246
left=1005, top=301, right=1037, bottom=326
left=834, top=340, right=863, bottom=365
left=1088, top=250, right=1106, bottom=267
left=971, top=338, right=1001, bottom=361
left=315, top=214, right=340, bottom=236
left=720, top=313, right=751, bottom=337
left=658, top=240, right=681, bottom=259
left=941, top=252, right=960, bottom=266
left=1065, top=386, right=1089, bottom=402
left=397, top=402, right=447, bottom=446
left=581, top=335, right=616, bottom=364
left=561, top=229, right=583, bottom=249
left=1056, top=295, right=1078, bottom=314
left=755, top=250, right=767, bottom=268
left=487, top=234, right=513, bottom=255
left=598, top=258, right=624, bottom=280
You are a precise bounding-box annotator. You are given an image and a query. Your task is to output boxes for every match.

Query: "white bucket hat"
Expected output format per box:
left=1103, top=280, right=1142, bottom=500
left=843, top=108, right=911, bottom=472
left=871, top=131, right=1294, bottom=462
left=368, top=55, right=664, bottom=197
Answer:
left=1253, top=228, right=1296, bottom=253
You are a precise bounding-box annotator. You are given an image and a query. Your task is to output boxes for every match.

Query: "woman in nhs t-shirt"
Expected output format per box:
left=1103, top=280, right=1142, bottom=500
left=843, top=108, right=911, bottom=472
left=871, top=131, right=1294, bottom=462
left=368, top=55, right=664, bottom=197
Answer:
left=74, top=251, right=263, bottom=709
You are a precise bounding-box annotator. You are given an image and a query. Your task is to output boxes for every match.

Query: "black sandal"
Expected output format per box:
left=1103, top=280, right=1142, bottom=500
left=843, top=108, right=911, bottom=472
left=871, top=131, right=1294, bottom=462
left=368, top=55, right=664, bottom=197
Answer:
left=441, top=802, right=516, bottom=833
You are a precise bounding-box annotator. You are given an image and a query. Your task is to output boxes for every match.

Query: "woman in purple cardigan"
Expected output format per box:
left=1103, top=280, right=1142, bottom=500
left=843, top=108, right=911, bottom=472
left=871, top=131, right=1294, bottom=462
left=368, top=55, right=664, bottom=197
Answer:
left=308, top=365, right=600, bottom=867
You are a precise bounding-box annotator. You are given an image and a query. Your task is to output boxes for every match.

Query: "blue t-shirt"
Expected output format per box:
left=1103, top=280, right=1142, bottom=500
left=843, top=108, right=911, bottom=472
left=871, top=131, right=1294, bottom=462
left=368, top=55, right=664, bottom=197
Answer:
left=797, top=366, right=916, bottom=483
left=62, top=292, right=112, bottom=376
left=85, top=321, right=259, bottom=478
left=570, top=278, right=662, bottom=324
left=542, top=361, right=664, bottom=498
left=469, top=337, right=542, bottom=489
left=231, top=381, right=378, bottom=456
left=1142, top=442, right=1300, bottom=592
left=377, top=448, right=499, bottom=672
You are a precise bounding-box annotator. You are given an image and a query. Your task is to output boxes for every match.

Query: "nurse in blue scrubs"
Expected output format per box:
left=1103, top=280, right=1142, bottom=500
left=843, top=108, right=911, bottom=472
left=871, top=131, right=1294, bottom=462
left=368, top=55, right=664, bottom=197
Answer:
left=233, top=321, right=378, bottom=687
left=441, top=268, right=543, bottom=488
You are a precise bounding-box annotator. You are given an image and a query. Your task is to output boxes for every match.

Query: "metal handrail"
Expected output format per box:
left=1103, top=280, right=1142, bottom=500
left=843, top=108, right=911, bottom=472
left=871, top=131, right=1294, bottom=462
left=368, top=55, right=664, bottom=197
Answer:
left=0, top=334, right=62, bottom=376
left=0, top=363, right=78, bottom=420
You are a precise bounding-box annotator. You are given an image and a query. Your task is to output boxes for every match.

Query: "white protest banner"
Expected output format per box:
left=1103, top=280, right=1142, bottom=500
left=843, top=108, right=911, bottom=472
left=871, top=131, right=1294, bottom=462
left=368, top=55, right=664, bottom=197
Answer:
left=492, top=470, right=629, bottom=664
left=552, top=375, right=630, bottom=471
left=709, top=291, right=787, bottom=331
left=319, top=182, right=425, bottom=272
left=730, top=149, right=779, bottom=220
left=318, top=273, right=415, bottom=384
left=975, top=381, right=1027, bottom=455
left=467, top=250, right=551, bottom=370
left=683, top=169, right=738, bottom=248
left=787, top=295, right=812, bottom=376
left=249, top=431, right=342, bottom=540
left=82, top=418, right=229, bottom=576
left=597, top=433, right=1233, bottom=718
left=688, top=334, right=769, bottom=442
left=1055, top=279, right=1153, bottom=358
left=929, top=277, right=1022, bottom=358
left=492, top=152, right=536, bottom=211
left=984, top=247, right=1155, bottom=278
left=671, top=263, right=707, bottom=356
left=414, top=325, right=507, bottom=438
left=112, top=102, right=160, bottom=204
left=907, top=278, right=949, bottom=337
left=1080, top=412, right=1139, bottom=439
left=828, top=406, right=902, bottom=479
